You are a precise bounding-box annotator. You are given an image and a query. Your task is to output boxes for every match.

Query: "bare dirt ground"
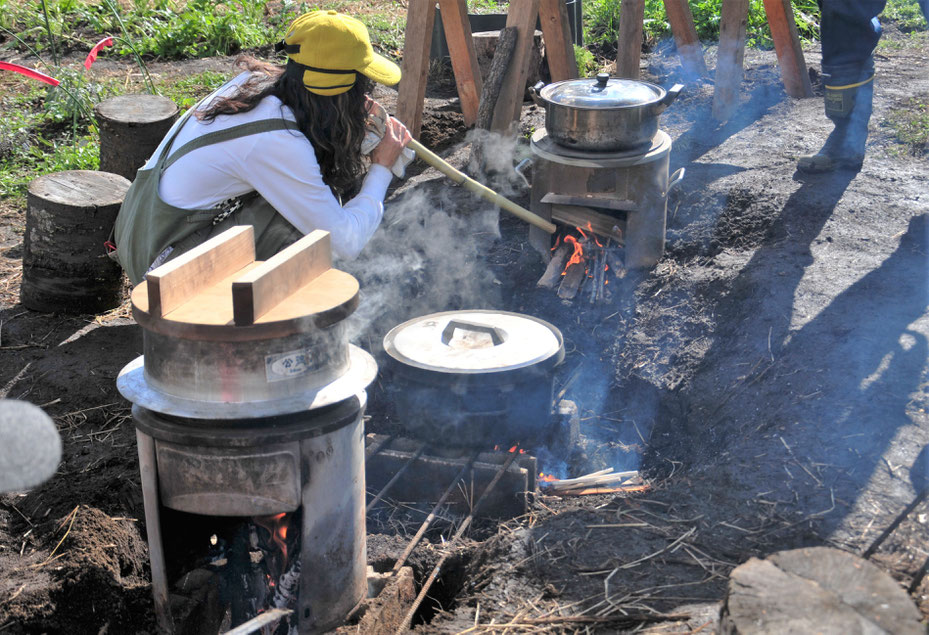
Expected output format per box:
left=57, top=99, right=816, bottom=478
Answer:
left=1, top=27, right=928, bottom=634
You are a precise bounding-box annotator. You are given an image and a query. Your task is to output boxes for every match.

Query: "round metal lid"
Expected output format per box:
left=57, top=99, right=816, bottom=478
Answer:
left=540, top=74, right=663, bottom=109
left=117, top=344, right=377, bottom=419
left=383, top=310, right=563, bottom=374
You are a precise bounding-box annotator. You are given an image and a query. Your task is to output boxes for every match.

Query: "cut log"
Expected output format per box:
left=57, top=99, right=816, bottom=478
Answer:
left=475, top=27, right=520, bottom=131
left=22, top=170, right=130, bottom=313
left=557, top=259, right=586, bottom=300
left=95, top=94, right=178, bottom=181
left=537, top=243, right=571, bottom=288
left=721, top=547, right=924, bottom=634
left=490, top=0, right=542, bottom=131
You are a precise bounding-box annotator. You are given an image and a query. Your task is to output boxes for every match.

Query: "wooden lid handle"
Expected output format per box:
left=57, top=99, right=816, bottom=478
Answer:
left=231, top=230, right=332, bottom=326
left=145, top=225, right=255, bottom=318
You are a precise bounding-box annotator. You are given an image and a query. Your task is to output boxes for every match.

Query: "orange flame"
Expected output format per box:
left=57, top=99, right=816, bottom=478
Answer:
left=255, top=512, right=289, bottom=564
left=585, top=222, right=603, bottom=248
left=538, top=472, right=558, bottom=482
left=561, top=235, right=584, bottom=275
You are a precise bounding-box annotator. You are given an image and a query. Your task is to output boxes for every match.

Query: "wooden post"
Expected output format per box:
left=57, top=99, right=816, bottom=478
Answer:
left=762, top=0, right=813, bottom=98
left=437, top=0, right=482, bottom=126
left=662, top=0, right=708, bottom=77
left=95, top=95, right=178, bottom=181
left=396, top=0, right=437, bottom=138
left=538, top=0, right=578, bottom=81
left=22, top=170, right=129, bottom=314
left=490, top=0, right=541, bottom=131
left=616, top=0, right=645, bottom=79
left=137, top=430, right=173, bottom=634
left=712, top=0, right=750, bottom=121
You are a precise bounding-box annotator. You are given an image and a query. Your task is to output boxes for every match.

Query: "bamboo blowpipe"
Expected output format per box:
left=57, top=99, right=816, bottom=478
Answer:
left=407, top=139, right=556, bottom=234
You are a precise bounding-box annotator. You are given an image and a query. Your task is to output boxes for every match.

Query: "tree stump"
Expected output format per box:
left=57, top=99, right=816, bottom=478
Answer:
left=721, top=546, right=924, bottom=634
left=95, top=94, right=178, bottom=181
left=472, top=29, right=544, bottom=92
left=22, top=170, right=130, bottom=314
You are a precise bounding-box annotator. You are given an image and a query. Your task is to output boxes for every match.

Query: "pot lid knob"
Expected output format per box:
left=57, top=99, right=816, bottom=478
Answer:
left=596, top=72, right=610, bottom=88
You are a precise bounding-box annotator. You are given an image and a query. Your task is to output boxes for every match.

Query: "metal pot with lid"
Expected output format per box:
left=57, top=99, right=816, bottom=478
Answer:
left=383, top=310, right=565, bottom=448
left=533, top=73, right=684, bottom=151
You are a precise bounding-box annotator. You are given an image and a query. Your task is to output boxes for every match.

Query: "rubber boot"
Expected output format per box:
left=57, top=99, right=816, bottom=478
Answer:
left=798, top=59, right=875, bottom=174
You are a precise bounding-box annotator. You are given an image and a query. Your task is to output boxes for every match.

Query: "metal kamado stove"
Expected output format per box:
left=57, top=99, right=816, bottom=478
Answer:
left=528, top=128, right=684, bottom=268
left=117, top=227, right=375, bottom=634
left=526, top=75, right=684, bottom=268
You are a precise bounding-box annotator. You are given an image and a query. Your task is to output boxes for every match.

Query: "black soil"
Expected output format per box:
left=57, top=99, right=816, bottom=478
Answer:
left=2, top=30, right=928, bottom=634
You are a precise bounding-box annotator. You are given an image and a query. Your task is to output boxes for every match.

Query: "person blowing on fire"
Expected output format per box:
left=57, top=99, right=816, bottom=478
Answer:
left=113, top=10, right=412, bottom=285
left=798, top=0, right=928, bottom=173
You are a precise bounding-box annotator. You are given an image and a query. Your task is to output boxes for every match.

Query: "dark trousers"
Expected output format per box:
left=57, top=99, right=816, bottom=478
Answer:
left=819, top=0, right=886, bottom=69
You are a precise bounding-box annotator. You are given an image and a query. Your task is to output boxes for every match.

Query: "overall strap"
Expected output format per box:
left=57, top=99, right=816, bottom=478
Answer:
left=162, top=119, right=299, bottom=171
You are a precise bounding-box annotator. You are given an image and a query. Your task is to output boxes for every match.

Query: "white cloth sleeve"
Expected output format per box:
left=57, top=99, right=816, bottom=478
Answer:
left=236, top=129, right=392, bottom=260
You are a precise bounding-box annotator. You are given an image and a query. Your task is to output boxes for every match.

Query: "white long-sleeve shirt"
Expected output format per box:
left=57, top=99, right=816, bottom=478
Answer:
left=147, top=72, right=392, bottom=260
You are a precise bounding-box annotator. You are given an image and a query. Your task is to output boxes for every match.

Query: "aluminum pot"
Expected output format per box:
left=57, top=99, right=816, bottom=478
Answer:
left=383, top=310, right=565, bottom=448
left=534, top=73, right=683, bottom=151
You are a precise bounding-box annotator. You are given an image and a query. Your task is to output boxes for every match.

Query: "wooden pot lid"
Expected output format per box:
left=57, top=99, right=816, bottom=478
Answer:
left=132, top=226, right=359, bottom=340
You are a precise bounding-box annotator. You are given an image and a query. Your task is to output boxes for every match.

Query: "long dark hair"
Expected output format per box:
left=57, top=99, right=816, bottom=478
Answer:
left=197, top=56, right=370, bottom=198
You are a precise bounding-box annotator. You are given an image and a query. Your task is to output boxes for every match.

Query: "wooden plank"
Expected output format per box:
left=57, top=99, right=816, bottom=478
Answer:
left=538, top=0, right=578, bottom=81
left=231, top=230, right=331, bottom=326
left=145, top=225, right=254, bottom=318
left=396, top=0, right=436, bottom=138
left=490, top=0, right=541, bottom=132
left=712, top=0, right=750, bottom=121
left=616, top=0, right=645, bottom=79
left=762, top=0, right=813, bottom=98
left=437, top=0, right=482, bottom=126
left=661, top=0, right=708, bottom=77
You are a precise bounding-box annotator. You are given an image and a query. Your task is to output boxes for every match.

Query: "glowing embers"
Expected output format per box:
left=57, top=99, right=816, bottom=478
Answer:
left=539, top=223, right=627, bottom=302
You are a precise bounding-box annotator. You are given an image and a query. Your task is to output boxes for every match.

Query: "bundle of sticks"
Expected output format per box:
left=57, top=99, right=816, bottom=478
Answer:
left=540, top=468, right=646, bottom=496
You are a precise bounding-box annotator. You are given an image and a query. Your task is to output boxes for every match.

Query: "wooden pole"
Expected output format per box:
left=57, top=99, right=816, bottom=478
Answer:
left=762, top=0, right=813, bottom=98
left=437, top=0, right=483, bottom=126
left=712, top=0, right=750, bottom=121
left=490, top=0, right=541, bottom=131
left=662, top=0, right=708, bottom=77
left=396, top=0, right=436, bottom=138
left=538, top=0, right=578, bottom=81
left=616, top=0, right=645, bottom=79
left=137, top=430, right=173, bottom=634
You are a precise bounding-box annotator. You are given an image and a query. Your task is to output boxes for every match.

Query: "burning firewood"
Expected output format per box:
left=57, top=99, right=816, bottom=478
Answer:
left=539, top=468, right=643, bottom=494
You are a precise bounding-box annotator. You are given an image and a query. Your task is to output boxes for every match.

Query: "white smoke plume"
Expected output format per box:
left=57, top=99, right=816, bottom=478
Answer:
left=341, top=181, right=504, bottom=348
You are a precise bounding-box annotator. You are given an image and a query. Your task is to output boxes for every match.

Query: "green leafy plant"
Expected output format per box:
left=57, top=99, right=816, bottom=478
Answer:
left=573, top=43, right=597, bottom=77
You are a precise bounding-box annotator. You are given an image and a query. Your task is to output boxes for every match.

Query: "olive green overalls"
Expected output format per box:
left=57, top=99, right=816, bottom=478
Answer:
left=113, top=106, right=304, bottom=285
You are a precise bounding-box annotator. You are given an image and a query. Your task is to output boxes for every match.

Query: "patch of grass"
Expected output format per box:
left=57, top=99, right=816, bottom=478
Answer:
left=885, top=94, right=929, bottom=156
left=583, top=0, right=822, bottom=56
left=883, top=0, right=929, bottom=31
left=158, top=70, right=231, bottom=109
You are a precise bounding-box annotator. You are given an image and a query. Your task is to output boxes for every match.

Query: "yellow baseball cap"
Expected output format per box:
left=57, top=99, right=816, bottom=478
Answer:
left=279, top=10, right=401, bottom=96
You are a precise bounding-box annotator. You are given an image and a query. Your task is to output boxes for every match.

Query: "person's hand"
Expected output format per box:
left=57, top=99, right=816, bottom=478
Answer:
left=370, top=116, right=412, bottom=170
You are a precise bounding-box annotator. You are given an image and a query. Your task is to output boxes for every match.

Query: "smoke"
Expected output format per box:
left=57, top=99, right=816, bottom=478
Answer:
left=340, top=182, right=503, bottom=347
